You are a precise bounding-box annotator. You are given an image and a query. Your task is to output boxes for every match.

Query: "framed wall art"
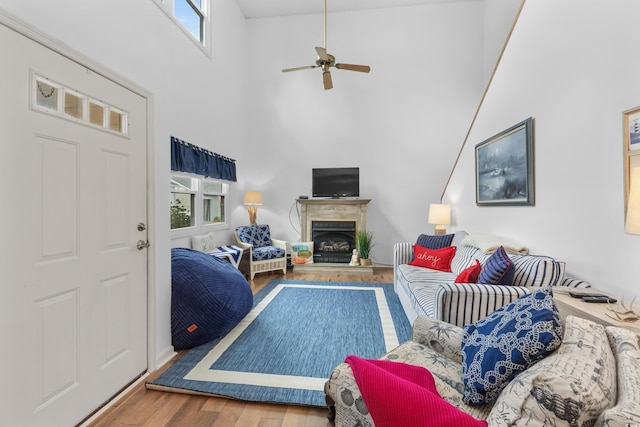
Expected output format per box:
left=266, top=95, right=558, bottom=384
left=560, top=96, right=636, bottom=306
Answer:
left=623, top=106, right=640, bottom=211
left=475, top=117, right=534, bottom=206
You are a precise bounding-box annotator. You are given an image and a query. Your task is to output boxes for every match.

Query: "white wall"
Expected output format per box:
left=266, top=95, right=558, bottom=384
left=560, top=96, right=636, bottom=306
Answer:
left=444, top=0, right=640, bottom=299
left=0, top=0, right=520, bottom=367
left=0, top=0, right=249, bottom=366
left=241, top=1, right=489, bottom=264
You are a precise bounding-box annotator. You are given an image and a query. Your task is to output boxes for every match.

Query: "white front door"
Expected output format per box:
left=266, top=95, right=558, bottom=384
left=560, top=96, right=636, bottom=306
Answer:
left=0, top=22, right=148, bottom=426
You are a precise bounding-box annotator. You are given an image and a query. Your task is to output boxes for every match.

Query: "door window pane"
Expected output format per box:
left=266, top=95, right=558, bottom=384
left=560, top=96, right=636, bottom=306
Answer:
left=36, top=80, right=58, bottom=111
left=89, top=101, right=105, bottom=126
left=64, top=91, right=84, bottom=119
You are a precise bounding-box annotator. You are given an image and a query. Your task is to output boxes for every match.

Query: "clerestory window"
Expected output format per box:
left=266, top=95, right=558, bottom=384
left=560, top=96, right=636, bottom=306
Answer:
left=153, top=0, right=210, bottom=53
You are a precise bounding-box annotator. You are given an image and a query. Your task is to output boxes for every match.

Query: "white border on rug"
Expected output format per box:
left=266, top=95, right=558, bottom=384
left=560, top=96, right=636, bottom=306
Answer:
left=183, top=283, right=400, bottom=391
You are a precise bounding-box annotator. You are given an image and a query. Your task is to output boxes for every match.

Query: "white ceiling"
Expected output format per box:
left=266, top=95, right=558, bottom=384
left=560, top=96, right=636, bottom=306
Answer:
left=235, top=0, right=478, bottom=19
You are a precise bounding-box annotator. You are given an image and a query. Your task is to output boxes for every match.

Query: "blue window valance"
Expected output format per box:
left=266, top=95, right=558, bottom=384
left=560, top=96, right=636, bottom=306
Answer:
left=171, top=136, right=237, bottom=182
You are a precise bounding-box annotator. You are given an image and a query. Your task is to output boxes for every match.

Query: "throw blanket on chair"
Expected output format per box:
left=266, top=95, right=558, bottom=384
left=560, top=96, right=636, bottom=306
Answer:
left=461, top=232, right=529, bottom=254
left=345, top=356, right=487, bottom=427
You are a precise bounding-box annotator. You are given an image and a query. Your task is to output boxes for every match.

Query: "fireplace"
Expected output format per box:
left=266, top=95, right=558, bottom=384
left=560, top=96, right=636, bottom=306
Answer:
left=297, top=198, right=371, bottom=268
left=312, top=221, right=355, bottom=263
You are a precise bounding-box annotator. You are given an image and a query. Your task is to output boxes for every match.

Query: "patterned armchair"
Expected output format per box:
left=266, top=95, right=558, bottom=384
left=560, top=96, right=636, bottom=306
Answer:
left=234, top=224, right=287, bottom=280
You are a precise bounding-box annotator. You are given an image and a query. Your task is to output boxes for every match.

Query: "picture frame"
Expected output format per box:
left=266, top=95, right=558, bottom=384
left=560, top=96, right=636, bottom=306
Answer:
left=475, top=117, right=534, bottom=206
left=623, top=106, right=640, bottom=212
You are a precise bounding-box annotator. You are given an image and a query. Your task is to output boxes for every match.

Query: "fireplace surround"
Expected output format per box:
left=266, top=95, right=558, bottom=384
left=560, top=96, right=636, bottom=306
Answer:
left=298, top=198, right=371, bottom=265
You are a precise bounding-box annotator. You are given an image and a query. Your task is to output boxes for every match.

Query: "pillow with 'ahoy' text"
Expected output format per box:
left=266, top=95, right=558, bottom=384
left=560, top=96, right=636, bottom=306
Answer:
left=409, top=245, right=457, bottom=272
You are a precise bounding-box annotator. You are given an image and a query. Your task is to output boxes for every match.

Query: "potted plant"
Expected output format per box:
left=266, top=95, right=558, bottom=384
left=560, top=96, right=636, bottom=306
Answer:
left=356, top=229, right=374, bottom=266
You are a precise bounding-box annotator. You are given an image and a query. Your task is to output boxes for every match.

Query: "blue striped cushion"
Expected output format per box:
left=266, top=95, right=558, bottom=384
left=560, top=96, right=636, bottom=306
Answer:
left=510, top=255, right=565, bottom=287
left=416, top=233, right=454, bottom=249
left=477, top=246, right=514, bottom=285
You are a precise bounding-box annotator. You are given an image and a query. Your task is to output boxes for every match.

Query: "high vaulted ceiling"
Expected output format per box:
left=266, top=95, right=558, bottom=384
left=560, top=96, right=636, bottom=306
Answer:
left=235, top=0, right=478, bottom=19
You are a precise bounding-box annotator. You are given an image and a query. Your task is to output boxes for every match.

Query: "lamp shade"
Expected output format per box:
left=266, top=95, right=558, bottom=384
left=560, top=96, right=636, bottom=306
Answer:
left=428, top=203, right=451, bottom=225
left=626, top=168, right=640, bottom=234
left=243, top=191, right=263, bottom=206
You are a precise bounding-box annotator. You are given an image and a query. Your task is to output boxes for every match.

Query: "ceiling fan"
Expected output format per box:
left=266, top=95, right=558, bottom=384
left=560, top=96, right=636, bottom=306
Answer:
left=282, top=0, right=371, bottom=90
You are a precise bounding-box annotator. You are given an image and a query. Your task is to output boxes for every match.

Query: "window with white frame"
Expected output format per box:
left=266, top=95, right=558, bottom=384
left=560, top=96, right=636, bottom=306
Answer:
left=153, top=0, right=209, bottom=50
left=170, top=174, right=228, bottom=230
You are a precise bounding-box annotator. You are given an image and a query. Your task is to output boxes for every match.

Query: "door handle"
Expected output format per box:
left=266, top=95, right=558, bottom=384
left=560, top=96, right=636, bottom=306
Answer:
left=137, top=240, right=150, bottom=250
left=137, top=222, right=147, bottom=232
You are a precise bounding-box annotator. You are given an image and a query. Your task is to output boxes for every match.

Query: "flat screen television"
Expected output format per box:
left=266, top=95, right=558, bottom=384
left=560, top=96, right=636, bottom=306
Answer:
left=312, top=167, right=359, bottom=198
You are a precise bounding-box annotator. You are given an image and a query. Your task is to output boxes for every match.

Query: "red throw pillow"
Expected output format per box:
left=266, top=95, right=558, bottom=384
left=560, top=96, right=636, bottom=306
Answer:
left=409, top=245, right=457, bottom=272
left=455, top=259, right=482, bottom=284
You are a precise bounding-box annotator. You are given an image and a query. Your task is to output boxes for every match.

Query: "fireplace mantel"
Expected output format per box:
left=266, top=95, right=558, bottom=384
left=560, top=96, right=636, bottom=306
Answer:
left=298, top=198, right=371, bottom=243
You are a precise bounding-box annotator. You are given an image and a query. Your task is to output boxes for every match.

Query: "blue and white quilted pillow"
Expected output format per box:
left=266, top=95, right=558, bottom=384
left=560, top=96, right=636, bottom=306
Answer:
left=461, top=287, right=563, bottom=405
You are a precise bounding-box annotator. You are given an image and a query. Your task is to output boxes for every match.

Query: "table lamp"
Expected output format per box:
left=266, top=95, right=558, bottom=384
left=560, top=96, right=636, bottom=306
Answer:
left=243, top=191, right=263, bottom=225
left=428, top=203, right=451, bottom=236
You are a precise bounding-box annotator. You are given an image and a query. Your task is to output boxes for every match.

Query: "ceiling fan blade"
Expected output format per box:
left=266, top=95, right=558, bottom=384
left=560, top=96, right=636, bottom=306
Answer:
left=282, top=65, right=317, bottom=72
left=315, top=47, right=330, bottom=61
left=335, top=63, right=371, bottom=73
left=323, top=71, right=333, bottom=90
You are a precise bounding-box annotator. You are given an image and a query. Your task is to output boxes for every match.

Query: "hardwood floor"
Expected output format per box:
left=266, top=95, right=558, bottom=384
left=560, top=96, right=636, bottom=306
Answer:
left=86, top=267, right=394, bottom=427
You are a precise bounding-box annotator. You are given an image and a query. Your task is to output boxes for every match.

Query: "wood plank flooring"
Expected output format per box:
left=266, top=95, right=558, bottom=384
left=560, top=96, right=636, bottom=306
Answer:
left=86, top=267, right=394, bottom=427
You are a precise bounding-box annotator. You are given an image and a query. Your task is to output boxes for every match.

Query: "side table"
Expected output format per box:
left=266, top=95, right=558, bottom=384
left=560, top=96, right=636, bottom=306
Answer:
left=553, top=288, right=640, bottom=336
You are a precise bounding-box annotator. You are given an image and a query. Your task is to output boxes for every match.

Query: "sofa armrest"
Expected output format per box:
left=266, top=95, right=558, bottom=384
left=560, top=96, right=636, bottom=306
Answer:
left=393, top=242, right=414, bottom=291
left=433, top=283, right=531, bottom=327
left=412, top=315, right=463, bottom=363
left=393, top=242, right=414, bottom=268
left=557, top=273, right=591, bottom=288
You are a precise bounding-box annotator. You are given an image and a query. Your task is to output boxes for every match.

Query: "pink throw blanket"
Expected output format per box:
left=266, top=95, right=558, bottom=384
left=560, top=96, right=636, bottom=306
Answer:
left=345, top=356, right=488, bottom=427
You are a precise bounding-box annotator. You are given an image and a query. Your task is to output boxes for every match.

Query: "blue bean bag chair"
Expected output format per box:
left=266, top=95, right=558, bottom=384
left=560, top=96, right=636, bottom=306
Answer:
left=171, top=247, right=253, bottom=349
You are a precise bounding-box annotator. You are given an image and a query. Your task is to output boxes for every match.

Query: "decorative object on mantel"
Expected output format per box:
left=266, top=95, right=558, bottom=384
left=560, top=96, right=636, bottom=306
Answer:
left=282, top=0, right=370, bottom=90
left=356, top=229, right=374, bottom=266
left=625, top=167, right=640, bottom=234
left=243, top=191, right=262, bottom=225
left=349, top=249, right=360, bottom=266
left=428, top=203, right=451, bottom=236
left=475, top=117, right=534, bottom=206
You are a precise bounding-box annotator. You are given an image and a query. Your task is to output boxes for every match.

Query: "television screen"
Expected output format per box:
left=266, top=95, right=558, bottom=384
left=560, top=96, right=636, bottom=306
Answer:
left=312, top=167, right=359, bottom=198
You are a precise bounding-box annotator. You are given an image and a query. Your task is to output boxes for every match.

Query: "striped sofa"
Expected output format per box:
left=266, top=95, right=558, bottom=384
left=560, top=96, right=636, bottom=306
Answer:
left=393, top=230, right=590, bottom=327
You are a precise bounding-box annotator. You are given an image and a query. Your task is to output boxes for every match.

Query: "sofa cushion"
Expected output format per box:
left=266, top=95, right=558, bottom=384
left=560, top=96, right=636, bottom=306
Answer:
left=455, top=259, right=482, bottom=284
left=191, top=231, right=216, bottom=253
left=416, top=233, right=455, bottom=249
left=461, top=287, right=562, bottom=405
left=252, top=245, right=285, bottom=261
left=486, top=316, right=617, bottom=427
left=510, top=254, right=565, bottom=287
left=595, top=326, right=640, bottom=426
left=409, top=245, right=456, bottom=272
left=236, top=224, right=272, bottom=248
left=451, top=244, right=486, bottom=275
left=477, top=246, right=514, bottom=285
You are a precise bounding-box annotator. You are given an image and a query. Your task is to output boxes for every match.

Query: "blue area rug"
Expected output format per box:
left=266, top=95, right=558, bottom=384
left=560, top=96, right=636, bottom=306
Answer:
left=147, top=279, right=411, bottom=406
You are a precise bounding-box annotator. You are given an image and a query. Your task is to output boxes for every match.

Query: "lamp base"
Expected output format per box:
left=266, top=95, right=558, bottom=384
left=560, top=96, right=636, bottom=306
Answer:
left=247, top=207, right=258, bottom=225
left=434, top=225, right=447, bottom=236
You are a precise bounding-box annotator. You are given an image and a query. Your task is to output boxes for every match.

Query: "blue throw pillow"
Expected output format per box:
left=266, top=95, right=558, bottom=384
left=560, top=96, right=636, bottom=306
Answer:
left=416, top=233, right=454, bottom=249
left=461, top=287, right=563, bottom=405
left=477, top=246, right=515, bottom=285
